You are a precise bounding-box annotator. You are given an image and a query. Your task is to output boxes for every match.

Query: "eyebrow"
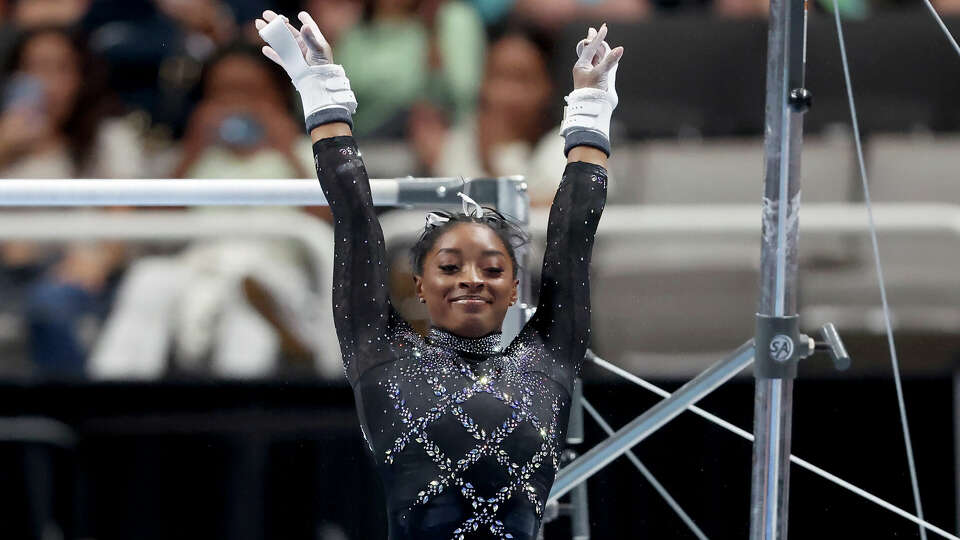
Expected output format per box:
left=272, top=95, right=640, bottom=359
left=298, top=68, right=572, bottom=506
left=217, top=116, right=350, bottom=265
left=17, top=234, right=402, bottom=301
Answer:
left=436, top=248, right=506, bottom=257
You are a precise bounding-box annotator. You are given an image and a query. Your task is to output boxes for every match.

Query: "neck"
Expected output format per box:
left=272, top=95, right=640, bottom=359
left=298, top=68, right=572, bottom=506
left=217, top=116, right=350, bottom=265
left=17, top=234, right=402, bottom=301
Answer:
left=428, top=327, right=503, bottom=357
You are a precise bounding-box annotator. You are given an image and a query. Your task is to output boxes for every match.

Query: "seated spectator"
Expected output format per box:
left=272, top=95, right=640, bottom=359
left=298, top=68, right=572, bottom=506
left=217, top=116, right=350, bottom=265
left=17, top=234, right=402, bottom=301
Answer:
left=10, top=0, right=90, bottom=29
left=0, top=26, right=143, bottom=378
left=90, top=40, right=335, bottom=380
left=408, top=24, right=564, bottom=207
left=935, top=0, right=960, bottom=12
left=301, top=0, right=362, bottom=45
left=173, top=42, right=312, bottom=178
left=0, top=27, right=141, bottom=177
left=513, top=0, right=649, bottom=30
left=712, top=0, right=768, bottom=17
left=336, top=0, right=485, bottom=137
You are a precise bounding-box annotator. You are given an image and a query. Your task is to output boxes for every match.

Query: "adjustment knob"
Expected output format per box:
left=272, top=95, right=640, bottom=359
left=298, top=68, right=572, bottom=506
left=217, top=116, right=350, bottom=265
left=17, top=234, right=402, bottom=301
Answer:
left=815, top=323, right=851, bottom=371
left=788, top=88, right=813, bottom=113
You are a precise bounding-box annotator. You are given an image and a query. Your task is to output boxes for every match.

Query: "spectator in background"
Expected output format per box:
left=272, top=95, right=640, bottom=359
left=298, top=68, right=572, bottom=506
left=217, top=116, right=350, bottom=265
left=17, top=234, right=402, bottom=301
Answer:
left=513, top=0, right=648, bottom=30
left=0, top=26, right=143, bottom=377
left=935, top=0, right=960, bottom=12
left=173, top=42, right=312, bottom=178
left=301, top=0, right=362, bottom=45
left=336, top=0, right=485, bottom=137
left=409, top=24, right=563, bottom=207
left=0, top=27, right=141, bottom=178
left=712, top=0, right=767, bottom=17
left=10, top=0, right=90, bottom=28
left=90, top=40, right=332, bottom=380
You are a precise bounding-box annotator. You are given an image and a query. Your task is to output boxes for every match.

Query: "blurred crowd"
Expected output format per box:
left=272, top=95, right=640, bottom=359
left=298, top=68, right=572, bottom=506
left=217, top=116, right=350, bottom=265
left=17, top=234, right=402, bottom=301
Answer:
left=0, top=0, right=954, bottom=381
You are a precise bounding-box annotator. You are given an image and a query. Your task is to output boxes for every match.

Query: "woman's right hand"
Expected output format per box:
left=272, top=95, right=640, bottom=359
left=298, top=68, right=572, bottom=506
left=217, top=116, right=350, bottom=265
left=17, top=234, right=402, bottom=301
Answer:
left=255, top=10, right=333, bottom=68
left=254, top=9, right=357, bottom=135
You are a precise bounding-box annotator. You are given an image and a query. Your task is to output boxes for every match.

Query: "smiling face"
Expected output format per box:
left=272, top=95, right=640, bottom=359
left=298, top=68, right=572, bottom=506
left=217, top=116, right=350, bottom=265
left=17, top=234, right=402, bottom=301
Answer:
left=414, top=223, right=519, bottom=338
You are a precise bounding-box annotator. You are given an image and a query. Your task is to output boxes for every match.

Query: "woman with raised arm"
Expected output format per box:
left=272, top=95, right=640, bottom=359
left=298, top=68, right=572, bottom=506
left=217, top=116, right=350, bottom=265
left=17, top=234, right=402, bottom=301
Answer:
left=256, top=10, right=622, bottom=540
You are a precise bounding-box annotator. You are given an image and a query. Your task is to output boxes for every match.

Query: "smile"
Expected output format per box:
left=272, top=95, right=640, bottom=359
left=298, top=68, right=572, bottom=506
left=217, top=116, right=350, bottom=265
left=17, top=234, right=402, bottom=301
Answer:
left=450, top=296, right=491, bottom=304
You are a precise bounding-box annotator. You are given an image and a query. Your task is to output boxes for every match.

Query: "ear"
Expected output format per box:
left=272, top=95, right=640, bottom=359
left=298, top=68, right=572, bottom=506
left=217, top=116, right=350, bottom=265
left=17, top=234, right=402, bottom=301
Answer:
left=510, top=279, right=519, bottom=305
left=413, top=274, right=424, bottom=299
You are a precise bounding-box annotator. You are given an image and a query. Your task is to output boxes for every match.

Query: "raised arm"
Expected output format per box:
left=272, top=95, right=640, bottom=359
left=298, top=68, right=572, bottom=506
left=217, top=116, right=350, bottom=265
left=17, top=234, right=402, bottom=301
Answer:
left=528, top=24, right=622, bottom=388
left=257, top=11, right=395, bottom=383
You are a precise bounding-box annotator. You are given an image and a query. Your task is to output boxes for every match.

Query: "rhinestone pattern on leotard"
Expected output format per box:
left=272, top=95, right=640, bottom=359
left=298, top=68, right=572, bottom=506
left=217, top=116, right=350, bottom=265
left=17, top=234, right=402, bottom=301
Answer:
left=312, top=137, right=607, bottom=540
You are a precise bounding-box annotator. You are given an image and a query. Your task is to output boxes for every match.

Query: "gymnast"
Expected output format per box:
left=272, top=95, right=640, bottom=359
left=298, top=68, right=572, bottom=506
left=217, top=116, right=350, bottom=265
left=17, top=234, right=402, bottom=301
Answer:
left=256, top=9, right=622, bottom=539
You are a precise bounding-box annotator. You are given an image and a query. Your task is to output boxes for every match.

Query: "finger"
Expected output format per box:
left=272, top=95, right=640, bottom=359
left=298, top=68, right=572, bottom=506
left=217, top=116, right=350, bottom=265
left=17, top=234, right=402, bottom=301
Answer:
left=255, top=18, right=266, bottom=31
left=590, top=24, right=610, bottom=64
left=579, top=34, right=604, bottom=64
left=301, top=25, right=328, bottom=55
left=597, top=45, right=624, bottom=72
left=261, top=46, right=283, bottom=67
left=263, top=10, right=292, bottom=27
left=299, top=12, right=330, bottom=51
left=595, top=23, right=608, bottom=45
left=286, top=20, right=302, bottom=38
left=584, top=24, right=608, bottom=58
left=592, top=41, right=611, bottom=66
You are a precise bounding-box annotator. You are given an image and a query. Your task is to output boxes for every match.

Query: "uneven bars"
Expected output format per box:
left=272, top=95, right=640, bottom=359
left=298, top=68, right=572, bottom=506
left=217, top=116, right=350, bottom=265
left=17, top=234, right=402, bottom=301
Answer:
left=0, top=178, right=471, bottom=206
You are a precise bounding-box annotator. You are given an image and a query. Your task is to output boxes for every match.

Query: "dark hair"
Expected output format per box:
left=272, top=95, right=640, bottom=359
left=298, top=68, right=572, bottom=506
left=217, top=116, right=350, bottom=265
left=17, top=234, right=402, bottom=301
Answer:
left=361, top=0, right=424, bottom=23
left=3, top=26, right=122, bottom=173
left=410, top=207, right=529, bottom=278
left=487, top=19, right=558, bottom=68
left=198, top=41, right=291, bottom=102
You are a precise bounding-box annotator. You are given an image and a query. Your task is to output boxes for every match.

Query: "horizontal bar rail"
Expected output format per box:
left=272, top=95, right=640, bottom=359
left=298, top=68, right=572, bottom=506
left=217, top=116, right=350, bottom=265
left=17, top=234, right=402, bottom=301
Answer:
left=0, top=177, right=477, bottom=207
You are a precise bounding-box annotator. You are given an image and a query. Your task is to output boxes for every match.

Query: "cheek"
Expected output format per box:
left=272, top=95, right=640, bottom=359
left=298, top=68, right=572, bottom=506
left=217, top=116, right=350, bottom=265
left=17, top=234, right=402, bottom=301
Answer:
left=491, top=277, right=516, bottom=301
left=421, top=273, right=454, bottom=297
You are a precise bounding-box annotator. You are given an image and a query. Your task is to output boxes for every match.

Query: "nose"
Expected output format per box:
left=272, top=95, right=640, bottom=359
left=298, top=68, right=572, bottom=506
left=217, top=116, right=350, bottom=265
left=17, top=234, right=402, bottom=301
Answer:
left=459, top=265, right=485, bottom=290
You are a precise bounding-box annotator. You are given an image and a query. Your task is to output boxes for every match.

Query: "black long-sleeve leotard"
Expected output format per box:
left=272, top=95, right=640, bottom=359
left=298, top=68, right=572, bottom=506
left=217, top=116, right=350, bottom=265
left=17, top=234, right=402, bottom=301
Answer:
left=314, top=136, right=607, bottom=540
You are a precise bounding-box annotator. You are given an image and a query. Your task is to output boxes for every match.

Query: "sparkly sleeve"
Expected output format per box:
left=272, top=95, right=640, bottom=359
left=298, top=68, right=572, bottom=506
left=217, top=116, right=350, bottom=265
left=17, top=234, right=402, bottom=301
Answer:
left=527, top=161, right=607, bottom=390
left=313, top=136, right=399, bottom=385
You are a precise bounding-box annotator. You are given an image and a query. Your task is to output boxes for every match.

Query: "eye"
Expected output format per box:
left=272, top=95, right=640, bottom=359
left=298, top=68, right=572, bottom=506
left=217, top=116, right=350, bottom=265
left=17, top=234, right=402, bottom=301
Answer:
left=486, top=267, right=504, bottom=274
left=439, top=264, right=459, bottom=273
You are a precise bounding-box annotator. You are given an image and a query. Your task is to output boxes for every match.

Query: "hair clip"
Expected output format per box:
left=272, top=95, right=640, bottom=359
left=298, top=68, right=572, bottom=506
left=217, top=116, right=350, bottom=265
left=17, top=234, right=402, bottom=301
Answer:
left=458, top=192, right=484, bottom=218
left=425, top=212, right=450, bottom=229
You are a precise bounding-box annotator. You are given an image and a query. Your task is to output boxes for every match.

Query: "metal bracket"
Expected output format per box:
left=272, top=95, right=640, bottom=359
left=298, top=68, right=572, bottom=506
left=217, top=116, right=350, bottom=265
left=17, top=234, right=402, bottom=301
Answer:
left=755, top=314, right=803, bottom=379
left=756, top=316, right=852, bottom=379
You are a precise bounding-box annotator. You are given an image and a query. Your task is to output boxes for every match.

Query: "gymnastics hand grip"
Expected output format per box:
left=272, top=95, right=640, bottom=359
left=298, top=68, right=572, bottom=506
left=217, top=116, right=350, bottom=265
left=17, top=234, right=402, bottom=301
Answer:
left=258, top=16, right=309, bottom=81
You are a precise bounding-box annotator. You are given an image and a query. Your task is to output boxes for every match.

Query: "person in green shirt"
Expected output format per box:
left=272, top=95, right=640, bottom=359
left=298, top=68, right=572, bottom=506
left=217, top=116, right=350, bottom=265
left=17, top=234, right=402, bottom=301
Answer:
left=335, top=0, right=485, bottom=137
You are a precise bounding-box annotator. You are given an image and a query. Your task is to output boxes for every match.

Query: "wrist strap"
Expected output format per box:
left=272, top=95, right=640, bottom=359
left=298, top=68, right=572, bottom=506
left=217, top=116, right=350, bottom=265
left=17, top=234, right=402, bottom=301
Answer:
left=561, top=88, right=614, bottom=137
left=563, top=128, right=610, bottom=157
left=561, top=88, right=614, bottom=156
left=294, top=64, right=357, bottom=131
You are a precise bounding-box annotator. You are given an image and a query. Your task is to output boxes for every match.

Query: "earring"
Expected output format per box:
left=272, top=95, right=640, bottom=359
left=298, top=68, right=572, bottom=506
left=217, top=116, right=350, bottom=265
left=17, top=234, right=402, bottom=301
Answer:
left=419, top=297, right=426, bottom=303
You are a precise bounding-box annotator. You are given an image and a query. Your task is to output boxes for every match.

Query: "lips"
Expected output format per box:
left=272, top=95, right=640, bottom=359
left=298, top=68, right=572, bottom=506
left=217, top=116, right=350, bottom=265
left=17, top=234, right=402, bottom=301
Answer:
left=450, top=295, right=491, bottom=304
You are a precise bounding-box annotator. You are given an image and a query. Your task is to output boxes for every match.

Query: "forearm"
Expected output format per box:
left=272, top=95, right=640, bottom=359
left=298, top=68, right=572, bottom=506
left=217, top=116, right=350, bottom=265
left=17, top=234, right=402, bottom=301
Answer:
left=567, top=145, right=608, bottom=168
left=534, top=161, right=607, bottom=353
left=310, top=122, right=352, bottom=143
left=312, top=136, right=392, bottom=375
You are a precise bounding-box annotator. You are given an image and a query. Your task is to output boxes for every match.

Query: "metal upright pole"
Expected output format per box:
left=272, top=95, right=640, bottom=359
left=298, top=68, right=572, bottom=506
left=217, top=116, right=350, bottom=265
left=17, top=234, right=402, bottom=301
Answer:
left=750, top=0, right=810, bottom=538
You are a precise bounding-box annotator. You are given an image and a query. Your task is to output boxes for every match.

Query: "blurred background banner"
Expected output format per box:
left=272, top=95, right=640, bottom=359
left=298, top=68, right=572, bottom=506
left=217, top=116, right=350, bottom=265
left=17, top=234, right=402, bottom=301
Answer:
left=0, top=0, right=959, bottom=539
